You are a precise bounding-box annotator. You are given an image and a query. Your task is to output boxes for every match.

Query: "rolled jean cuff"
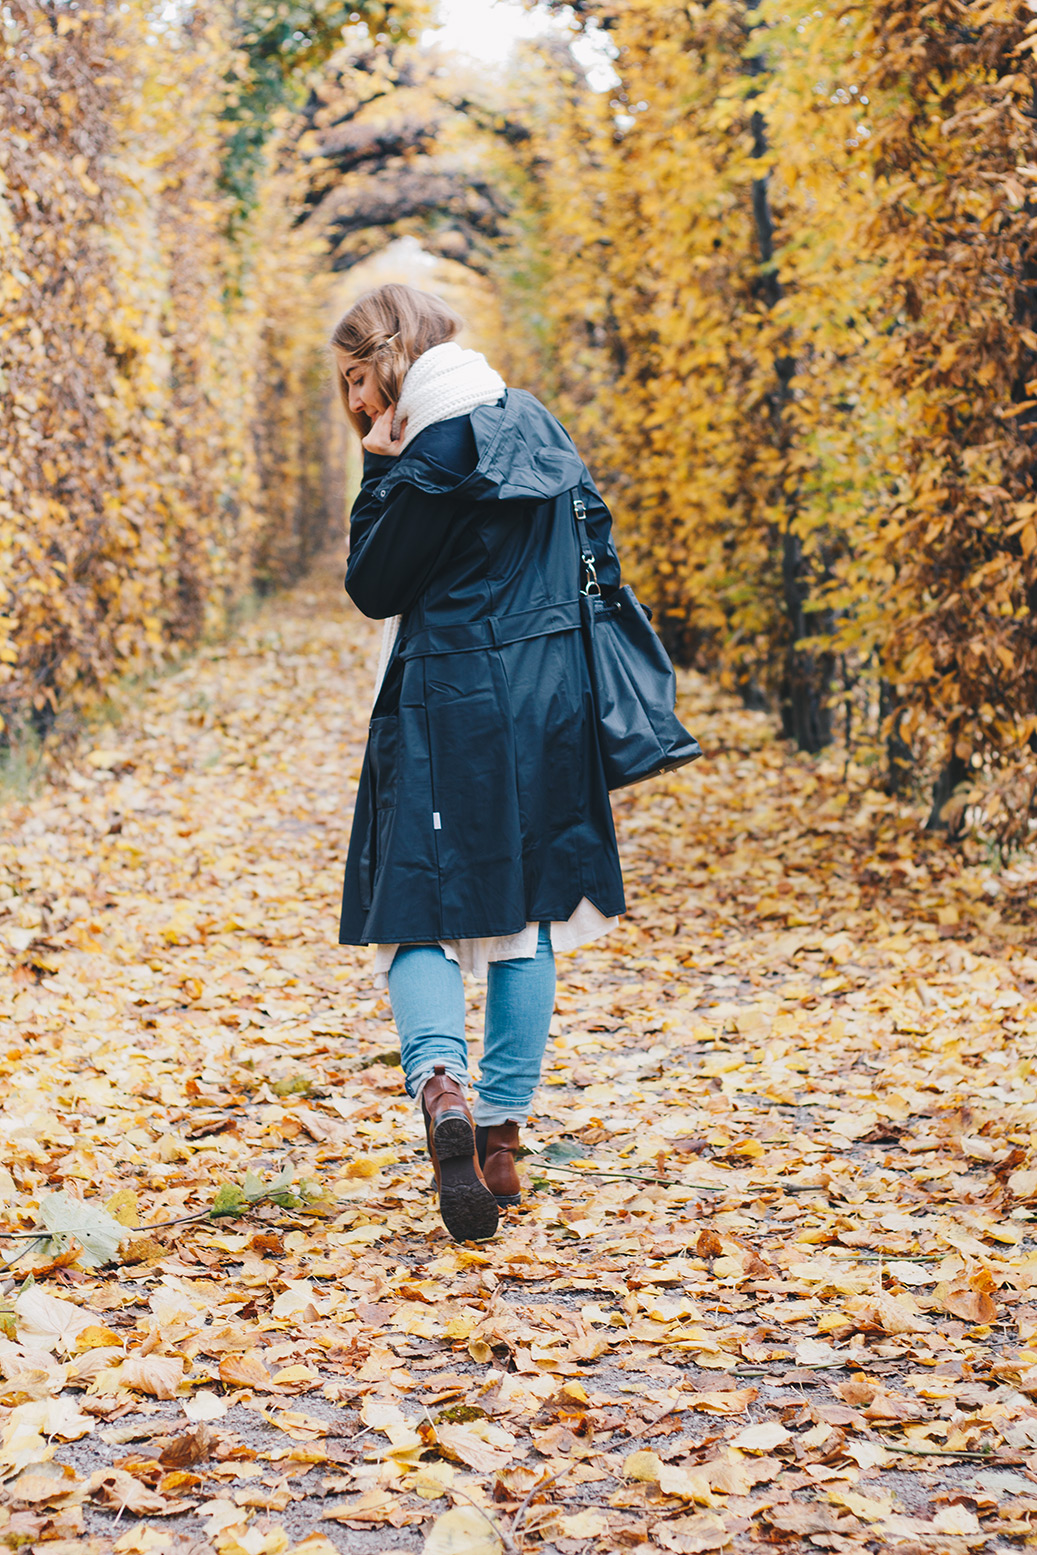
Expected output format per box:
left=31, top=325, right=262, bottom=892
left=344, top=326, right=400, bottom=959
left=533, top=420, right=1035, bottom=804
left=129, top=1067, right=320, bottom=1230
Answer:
left=410, top=1064, right=468, bottom=1103
left=472, top=1095, right=534, bottom=1127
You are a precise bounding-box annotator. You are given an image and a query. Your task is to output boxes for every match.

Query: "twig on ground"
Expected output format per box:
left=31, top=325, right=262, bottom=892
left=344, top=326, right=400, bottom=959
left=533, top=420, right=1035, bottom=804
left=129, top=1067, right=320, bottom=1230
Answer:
left=0, top=1235, right=46, bottom=1276
left=620, top=1402, right=682, bottom=1442
left=333, top=1424, right=373, bottom=1448
left=151, top=1190, right=310, bottom=1228
left=843, top=1253, right=935, bottom=1263
left=510, top=1466, right=567, bottom=1549
left=877, top=1440, right=1019, bottom=1461
left=735, top=1362, right=848, bottom=1375
left=141, top=1211, right=217, bottom=1231
left=528, top=1160, right=724, bottom=1191
left=529, top=1158, right=835, bottom=1196
left=445, top=1482, right=519, bottom=1554
left=0, top=1192, right=309, bottom=1248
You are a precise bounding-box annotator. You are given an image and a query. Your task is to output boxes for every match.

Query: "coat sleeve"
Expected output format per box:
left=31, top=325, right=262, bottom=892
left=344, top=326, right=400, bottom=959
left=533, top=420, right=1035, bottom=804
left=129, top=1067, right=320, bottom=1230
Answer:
left=346, top=422, right=480, bottom=619
left=577, top=470, right=622, bottom=595
left=346, top=456, right=467, bottom=620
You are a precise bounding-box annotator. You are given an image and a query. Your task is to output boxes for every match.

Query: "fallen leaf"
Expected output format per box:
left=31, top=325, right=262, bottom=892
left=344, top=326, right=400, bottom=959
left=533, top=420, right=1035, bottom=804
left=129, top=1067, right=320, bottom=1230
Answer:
left=729, top=1420, right=791, bottom=1452
left=114, top=1527, right=176, bottom=1553
left=625, top=1448, right=663, bottom=1481
left=287, top=1539, right=341, bottom=1555
left=658, top=1461, right=715, bottom=1503
left=423, top=1503, right=504, bottom=1554
left=0, top=1415, right=54, bottom=1475
left=119, top=1354, right=185, bottom=1399
left=6, top=1398, right=93, bottom=1442
left=37, top=1192, right=127, bottom=1267
left=761, top=1503, right=842, bottom=1535
left=933, top=1504, right=983, bottom=1535
left=88, top=1468, right=170, bottom=1515
left=6, top=1458, right=84, bottom=1508
left=182, top=1389, right=227, bottom=1422
left=843, top=1291, right=930, bottom=1335
left=429, top=1424, right=511, bottom=1472
left=105, top=1189, right=140, bottom=1229
left=558, top=1509, right=608, bottom=1537
left=934, top=1277, right=998, bottom=1324
left=653, top=1512, right=729, bottom=1552
left=159, top=1425, right=217, bottom=1468
left=219, top=1349, right=274, bottom=1391
left=686, top=1387, right=757, bottom=1415
left=15, top=1290, right=99, bottom=1354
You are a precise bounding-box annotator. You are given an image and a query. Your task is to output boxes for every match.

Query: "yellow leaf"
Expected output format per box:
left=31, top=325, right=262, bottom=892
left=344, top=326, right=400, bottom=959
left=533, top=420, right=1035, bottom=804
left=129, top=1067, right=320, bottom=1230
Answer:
left=423, top=1504, right=503, bottom=1555
left=624, top=1449, right=662, bottom=1482
left=105, top=1189, right=140, bottom=1228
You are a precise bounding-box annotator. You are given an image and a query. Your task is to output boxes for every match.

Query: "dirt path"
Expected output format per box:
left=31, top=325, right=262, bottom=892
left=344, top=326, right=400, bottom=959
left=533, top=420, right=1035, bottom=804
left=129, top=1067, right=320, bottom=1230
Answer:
left=1, top=553, right=1036, bottom=1555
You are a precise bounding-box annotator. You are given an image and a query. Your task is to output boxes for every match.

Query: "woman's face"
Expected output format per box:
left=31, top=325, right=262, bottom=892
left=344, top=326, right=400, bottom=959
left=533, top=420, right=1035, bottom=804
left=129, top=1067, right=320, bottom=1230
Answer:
left=336, top=352, right=389, bottom=421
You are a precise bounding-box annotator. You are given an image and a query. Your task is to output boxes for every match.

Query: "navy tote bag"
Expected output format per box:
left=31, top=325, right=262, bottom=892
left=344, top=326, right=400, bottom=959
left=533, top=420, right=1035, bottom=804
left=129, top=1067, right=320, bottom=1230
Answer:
left=573, top=494, right=702, bottom=790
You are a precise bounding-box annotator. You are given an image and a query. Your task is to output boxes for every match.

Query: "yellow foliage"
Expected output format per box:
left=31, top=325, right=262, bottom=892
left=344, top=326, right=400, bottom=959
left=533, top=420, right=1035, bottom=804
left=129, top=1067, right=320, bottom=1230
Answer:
left=495, top=0, right=1037, bottom=811
left=0, top=1, right=332, bottom=735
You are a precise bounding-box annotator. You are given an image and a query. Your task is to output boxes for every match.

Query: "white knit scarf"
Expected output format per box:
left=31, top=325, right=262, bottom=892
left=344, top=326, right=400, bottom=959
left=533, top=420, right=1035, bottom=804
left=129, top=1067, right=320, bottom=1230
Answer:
left=371, top=342, right=506, bottom=704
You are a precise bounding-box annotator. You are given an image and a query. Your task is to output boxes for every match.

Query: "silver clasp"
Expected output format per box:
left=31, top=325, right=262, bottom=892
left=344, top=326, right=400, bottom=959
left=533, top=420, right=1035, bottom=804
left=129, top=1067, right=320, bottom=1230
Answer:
left=581, top=554, right=601, bottom=597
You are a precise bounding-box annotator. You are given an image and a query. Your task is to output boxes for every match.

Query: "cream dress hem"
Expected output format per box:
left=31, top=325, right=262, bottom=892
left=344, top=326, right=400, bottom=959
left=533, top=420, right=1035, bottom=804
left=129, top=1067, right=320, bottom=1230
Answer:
left=372, top=896, right=618, bottom=988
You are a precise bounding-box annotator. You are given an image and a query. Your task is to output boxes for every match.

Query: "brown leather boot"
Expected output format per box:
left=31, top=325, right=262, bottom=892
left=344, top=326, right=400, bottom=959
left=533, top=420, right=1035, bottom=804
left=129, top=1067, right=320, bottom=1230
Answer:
left=421, top=1067, right=499, bottom=1242
left=475, top=1122, right=522, bottom=1207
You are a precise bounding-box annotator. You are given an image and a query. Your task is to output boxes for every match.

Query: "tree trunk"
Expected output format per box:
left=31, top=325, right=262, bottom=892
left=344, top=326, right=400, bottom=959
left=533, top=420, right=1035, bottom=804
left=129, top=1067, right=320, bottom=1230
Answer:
left=745, top=4, right=831, bottom=751
left=879, top=679, right=913, bottom=795
left=779, top=530, right=834, bottom=752
left=925, top=749, right=969, bottom=835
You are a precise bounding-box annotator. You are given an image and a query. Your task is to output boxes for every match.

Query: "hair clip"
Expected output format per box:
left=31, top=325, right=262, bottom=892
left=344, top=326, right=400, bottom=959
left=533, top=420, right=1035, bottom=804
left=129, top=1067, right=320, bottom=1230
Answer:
left=383, top=332, right=399, bottom=345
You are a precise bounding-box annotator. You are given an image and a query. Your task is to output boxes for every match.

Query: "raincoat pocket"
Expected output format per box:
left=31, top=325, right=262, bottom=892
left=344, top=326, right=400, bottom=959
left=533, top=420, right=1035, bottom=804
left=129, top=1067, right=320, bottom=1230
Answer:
left=358, top=716, right=399, bottom=911
left=367, top=715, right=399, bottom=808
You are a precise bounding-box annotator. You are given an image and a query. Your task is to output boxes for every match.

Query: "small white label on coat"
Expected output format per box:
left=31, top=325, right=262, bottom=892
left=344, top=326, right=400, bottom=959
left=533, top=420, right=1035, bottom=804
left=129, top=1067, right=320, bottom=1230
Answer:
left=432, top=811, right=442, bottom=830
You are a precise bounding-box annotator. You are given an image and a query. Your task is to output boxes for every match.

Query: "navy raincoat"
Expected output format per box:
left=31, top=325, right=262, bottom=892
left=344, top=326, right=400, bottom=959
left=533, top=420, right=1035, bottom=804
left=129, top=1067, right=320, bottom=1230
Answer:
left=339, top=388, right=626, bottom=948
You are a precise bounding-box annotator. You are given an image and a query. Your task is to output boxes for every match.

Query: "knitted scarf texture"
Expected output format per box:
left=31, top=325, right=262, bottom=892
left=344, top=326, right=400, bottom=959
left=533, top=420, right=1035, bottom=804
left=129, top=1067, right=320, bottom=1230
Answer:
left=373, top=343, right=506, bottom=701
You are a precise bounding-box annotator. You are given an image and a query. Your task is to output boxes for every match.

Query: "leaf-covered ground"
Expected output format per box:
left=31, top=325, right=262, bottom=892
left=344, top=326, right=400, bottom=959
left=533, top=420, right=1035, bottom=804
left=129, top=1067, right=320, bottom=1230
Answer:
left=2, top=553, right=1037, bottom=1555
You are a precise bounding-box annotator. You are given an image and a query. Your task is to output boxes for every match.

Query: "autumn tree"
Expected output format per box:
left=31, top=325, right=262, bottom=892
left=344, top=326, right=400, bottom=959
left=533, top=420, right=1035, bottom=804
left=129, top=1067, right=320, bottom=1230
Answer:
left=0, top=0, right=418, bottom=743
left=292, top=39, right=526, bottom=274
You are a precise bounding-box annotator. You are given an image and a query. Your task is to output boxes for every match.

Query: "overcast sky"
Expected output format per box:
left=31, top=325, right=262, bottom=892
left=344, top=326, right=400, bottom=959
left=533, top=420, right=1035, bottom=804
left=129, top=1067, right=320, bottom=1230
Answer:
left=422, top=0, right=617, bottom=86
left=423, top=0, right=558, bottom=63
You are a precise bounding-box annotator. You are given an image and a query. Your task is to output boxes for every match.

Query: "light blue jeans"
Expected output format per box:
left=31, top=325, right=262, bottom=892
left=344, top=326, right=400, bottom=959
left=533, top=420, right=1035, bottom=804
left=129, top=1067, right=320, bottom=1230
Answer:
left=387, top=923, right=556, bottom=1126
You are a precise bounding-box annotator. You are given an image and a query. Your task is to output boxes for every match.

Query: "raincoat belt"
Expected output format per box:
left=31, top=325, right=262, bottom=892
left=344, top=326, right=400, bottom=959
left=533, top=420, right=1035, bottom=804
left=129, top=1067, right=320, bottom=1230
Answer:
left=397, top=599, right=582, bottom=659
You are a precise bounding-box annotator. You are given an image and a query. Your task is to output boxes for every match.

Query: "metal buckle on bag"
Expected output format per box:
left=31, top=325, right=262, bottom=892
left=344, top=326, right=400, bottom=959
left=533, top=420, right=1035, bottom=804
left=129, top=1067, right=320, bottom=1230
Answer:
left=581, top=555, right=601, bottom=597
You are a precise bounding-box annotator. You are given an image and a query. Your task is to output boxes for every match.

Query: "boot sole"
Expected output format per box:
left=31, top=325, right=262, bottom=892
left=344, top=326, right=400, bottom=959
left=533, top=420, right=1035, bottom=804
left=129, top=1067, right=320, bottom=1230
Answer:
left=434, top=1114, right=499, bottom=1242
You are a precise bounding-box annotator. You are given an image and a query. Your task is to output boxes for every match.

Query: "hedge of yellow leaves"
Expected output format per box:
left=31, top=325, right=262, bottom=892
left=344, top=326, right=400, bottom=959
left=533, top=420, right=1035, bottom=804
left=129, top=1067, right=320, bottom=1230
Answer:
left=500, top=1, right=1037, bottom=820
left=0, top=1, right=331, bottom=738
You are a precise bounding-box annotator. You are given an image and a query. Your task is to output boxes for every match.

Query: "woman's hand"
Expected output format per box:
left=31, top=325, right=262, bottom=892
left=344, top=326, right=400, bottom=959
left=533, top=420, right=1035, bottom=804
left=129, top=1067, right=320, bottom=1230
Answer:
left=362, top=405, right=408, bottom=457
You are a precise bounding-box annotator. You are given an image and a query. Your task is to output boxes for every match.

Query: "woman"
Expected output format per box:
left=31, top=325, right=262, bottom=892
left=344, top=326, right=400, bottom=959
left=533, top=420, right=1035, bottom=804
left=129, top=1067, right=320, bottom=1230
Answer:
left=333, top=282, right=625, bottom=1243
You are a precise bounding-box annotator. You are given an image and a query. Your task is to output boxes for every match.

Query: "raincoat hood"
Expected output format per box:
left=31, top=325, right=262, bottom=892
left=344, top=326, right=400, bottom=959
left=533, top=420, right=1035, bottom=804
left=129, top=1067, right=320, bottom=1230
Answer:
left=371, top=388, right=585, bottom=506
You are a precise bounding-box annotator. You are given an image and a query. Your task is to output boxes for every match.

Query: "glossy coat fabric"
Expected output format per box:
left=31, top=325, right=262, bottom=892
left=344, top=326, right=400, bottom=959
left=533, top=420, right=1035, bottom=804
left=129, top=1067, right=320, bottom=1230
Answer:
left=338, top=388, right=626, bottom=948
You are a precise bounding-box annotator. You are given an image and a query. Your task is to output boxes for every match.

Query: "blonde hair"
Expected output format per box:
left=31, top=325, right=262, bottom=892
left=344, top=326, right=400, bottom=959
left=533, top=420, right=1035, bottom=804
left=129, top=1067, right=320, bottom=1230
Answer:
left=330, top=282, right=464, bottom=438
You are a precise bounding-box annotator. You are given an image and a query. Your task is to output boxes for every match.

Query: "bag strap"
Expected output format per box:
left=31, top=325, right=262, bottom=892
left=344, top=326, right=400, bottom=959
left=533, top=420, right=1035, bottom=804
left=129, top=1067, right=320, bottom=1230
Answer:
left=572, top=493, right=602, bottom=597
